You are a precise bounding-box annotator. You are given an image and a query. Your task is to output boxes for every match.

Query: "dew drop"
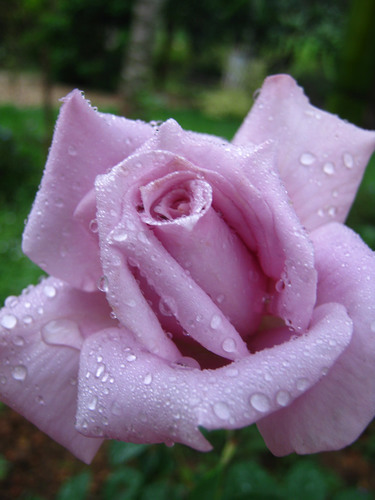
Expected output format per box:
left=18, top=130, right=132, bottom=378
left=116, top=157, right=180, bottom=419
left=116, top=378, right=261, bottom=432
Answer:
left=299, top=153, right=316, bottom=166
left=222, top=338, right=236, bottom=353
left=89, top=219, right=99, bottom=233
left=12, top=365, right=27, bottom=381
left=68, top=145, right=77, bottom=156
left=213, top=401, right=230, bottom=420
left=296, top=377, right=309, bottom=391
left=112, top=230, right=128, bottom=242
left=250, top=393, right=271, bottom=412
left=96, top=364, right=106, bottom=378
left=216, top=294, right=225, bottom=304
left=12, top=335, right=25, bottom=347
left=43, top=284, right=56, bottom=298
left=143, top=373, right=153, bottom=385
left=323, top=162, right=335, bottom=175
left=126, top=354, right=137, bottom=362
left=5, top=296, right=18, bottom=308
left=88, top=396, right=98, bottom=411
left=97, top=276, right=109, bottom=293
left=210, top=314, right=222, bottom=329
left=343, top=152, right=354, bottom=169
left=111, top=401, right=122, bottom=416
left=42, top=319, right=83, bottom=349
left=125, top=299, right=137, bottom=308
left=1, top=314, right=17, bottom=330
left=275, top=279, right=285, bottom=292
left=0, top=376, right=7, bottom=385
left=276, top=390, right=291, bottom=407
left=36, top=395, right=45, bottom=405
left=23, top=315, right=33, bottom=325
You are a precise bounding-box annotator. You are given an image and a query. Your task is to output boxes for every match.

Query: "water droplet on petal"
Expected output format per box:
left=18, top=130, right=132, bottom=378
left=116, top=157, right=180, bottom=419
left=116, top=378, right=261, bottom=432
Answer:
left=43, top=284, right=56, bottom=298
left=88, top=396, right=98, bottom=410
left=143, top=373, right=153, bottom=385
left=42, top=319, right=83, bottom=350
left=12, top=335, right=25, bottom=346
left=210, top=314, right=222, bottom=329
left=222, top=338, right=236, bottom=353
left=126, top=354, right=137, bottom=362
left=213, top=401, right=230, bottom=420
left=12, top=365, right=28, bottom=381
left=23, top=315, right=33, bottom=325
left=96, top=364, right=106, bottom=378
left=250, top=393, right=271, bottom=412
left=89, top=219, right=99, bottom=233
left=97, top=276, right=109, bottom=293
left=299, top=153, right=316, bottom=166
left=0, top=376, right=7, bottom=385
left=1, top=314, right=17, bottom=329
left=343, top=152, right=354, bottom=168
left=276, top=390, right=291, bottom=407
left=323, top=162, right=335, bottom=175
left=296, top=377, right=309, bottom=391
left=68, top=145, right=77, bottom=156
left=5, top=296, right=18, bottom=308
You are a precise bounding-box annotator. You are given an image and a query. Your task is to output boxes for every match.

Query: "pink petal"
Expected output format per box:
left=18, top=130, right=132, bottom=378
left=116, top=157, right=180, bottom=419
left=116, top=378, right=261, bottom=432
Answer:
left=144, top=120, right=317, bottom=332
left=140, top=170, right=266, bottom=337
left=257, top=223, right=375, bottom=455
left=0, top=277, right=116, bottom=463
left=233, top=75, right=375, bottom=230
left=75, top=303, right=351, bottom=449
left=22, top=90, right=153, bottom=291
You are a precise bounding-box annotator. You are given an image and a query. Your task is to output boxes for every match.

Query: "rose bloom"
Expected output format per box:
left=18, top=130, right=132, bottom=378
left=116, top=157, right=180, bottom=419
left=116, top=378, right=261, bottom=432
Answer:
left=1, top=75, right=375, bottom=463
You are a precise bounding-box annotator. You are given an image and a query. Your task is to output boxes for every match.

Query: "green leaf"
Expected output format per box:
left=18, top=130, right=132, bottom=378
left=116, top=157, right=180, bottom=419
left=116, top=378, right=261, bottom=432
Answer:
left=222, top=460, right=281, bottom=499
left=108, top=441, right=149, bottom=466
left=56, top=471, right=92, bottom=500
left=284, top=460, right=329, bottom=500
left=102, top=467, right=143, bottom=500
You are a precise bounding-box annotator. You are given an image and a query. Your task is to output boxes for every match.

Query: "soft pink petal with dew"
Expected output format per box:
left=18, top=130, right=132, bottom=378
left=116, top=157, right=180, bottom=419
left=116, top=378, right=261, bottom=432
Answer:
left=22, top=90, right=153, bottom=291
left=96, top=152, right=250, bottom=361
left=137, top=121, right=317, bottom=332
left=233, top=75, right=375, bottom=231
left=0, top=277, right=116, bottom=463
left=75, top=303, right=351, bottom=449
left=140, top=172, right=266, bottom=337
left=258, top=223, right=375, bottom=455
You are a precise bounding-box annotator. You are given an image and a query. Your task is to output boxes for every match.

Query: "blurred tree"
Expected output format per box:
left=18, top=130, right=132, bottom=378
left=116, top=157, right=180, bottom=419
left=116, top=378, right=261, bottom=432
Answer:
left=120, top=0, right=166, bottom=110
left=329, top=0, right=375, bottom=127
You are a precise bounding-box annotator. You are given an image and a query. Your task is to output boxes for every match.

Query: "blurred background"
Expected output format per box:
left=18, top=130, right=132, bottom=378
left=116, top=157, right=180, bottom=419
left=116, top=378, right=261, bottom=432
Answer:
left=0, top=0, right=375, bottom=498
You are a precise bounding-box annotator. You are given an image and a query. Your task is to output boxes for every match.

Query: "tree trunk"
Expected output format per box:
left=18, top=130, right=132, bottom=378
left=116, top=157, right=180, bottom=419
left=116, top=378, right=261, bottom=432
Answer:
left=120, top=0, right=165, bottom=112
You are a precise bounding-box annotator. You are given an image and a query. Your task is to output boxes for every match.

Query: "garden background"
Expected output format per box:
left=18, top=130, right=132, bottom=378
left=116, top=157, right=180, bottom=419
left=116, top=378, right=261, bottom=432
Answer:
left=0, top=0, right=375, bottom=498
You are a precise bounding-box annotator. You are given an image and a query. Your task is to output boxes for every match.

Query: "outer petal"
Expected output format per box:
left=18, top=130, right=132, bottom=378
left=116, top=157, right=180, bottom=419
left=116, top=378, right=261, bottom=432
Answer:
left=233, top=75, right=375, bottom=231
left=22, top=90, right=153, bottom=291
left=75, top=303, right=351, bottom=449
left=257, top=223, right=375, bottom=455
left=0, top=277, right=116, bottom=463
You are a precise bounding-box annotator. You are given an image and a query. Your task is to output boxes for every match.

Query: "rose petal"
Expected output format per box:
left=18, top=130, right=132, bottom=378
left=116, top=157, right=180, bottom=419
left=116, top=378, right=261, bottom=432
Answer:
left=22, top=90, right=153, bottom=291
left=141, top=121, right=317, bottom=332
left=0, top=277, right=116, bottom=462
left=96, top=152, right=250, bottom=361
left=257, top=223, right=375, bottom=455
left=75, top=303, right=351, bottom=449
left=140, top=171, right=266, bottom=337
left=233, top=74, right=375, bottom=230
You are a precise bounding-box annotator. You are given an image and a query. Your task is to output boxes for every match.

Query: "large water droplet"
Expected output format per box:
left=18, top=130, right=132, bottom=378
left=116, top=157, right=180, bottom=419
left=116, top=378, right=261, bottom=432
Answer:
left=12, top=365, right=27, bottom=381
left=143, top=373, right=153, bottom=385
left=97, top=276, right=109, bottom=293
left=213, top=401, right=230, bottom=420
left=299, top=153, right=316, bottom=166
left=41, top=319, right=83, bottom=350
left=222, top=338, right=236, bottom=353
left=4, top=296, right=18, bottom=308
left=250, top=393, right=271, bottom=412
left=89, top=219, right=99, bottom=233
left=276, top=390, right=291, bottom=407
left=323, top=162, right=335, bottom=175
left=210, top=314, right=222, bottom=329
left=343, top=152, right=354, bottom=169
left=96, top=364, right=106, bottom=378
left=43, top=284, right=56, bottom=298
left=1, top=314, right=17, bottom=330
left=296, top=377, right=309, bottom=391
left=88, top=396, right=98, bottom=411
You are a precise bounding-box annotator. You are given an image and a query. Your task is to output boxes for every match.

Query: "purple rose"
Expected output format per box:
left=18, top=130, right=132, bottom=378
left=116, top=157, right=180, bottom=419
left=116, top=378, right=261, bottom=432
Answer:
left=1, top=75, right=375, bottom=463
